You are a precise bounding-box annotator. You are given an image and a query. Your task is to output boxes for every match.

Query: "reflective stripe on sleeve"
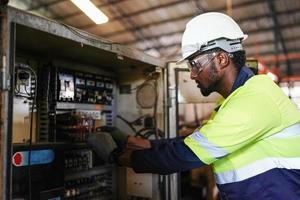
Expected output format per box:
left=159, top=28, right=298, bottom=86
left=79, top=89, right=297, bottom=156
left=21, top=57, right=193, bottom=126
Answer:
left=215, top=157, right=300, bottom=184
left=269, top=123, right=300, bottom=138
left=189, top=131, right=228, bottom=159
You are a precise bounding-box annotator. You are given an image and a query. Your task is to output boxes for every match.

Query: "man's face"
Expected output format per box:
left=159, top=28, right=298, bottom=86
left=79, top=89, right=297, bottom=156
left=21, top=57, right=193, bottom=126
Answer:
left=187, top=52, right=219, bottom=96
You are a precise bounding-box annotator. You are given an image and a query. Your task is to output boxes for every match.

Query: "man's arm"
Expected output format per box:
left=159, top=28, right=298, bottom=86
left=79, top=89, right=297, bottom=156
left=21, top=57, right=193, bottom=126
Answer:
left=87, top=130, right=206, bottom=174
left=125, top=136, right=177, bottom=149
left=118, top=136, right=206, bottom=175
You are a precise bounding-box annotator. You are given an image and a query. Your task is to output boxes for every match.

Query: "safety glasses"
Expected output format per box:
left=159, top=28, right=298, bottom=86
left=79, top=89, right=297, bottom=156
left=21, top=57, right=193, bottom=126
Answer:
left=186, top=52, right=217, bottom=74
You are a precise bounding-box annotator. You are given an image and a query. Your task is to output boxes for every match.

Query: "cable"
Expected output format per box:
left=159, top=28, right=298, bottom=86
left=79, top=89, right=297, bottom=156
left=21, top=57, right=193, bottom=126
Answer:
left=117, top=72, right=164, bottom=139
left=37, top=63, right=52, bottom=142
left=24, top=85, right=31, bottom=96
left=14, top=94, right=33, bottom=99
left=152, top=78, right=160, bottom=139
left=14, top=84, right=21, bottom=95
left=27, top=67, right=37, bottom=200
left=130, top=79, right=156, bottom=92
left=56, top=21, right=119, bottom=47
left=15, top=64, right=37, bottom=200
left=116, top=115, right=138, bottom=134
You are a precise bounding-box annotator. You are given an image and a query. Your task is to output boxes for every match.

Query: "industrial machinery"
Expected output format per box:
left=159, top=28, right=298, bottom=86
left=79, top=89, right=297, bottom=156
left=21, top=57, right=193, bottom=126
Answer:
left=0, top=6, right=167, bottom=200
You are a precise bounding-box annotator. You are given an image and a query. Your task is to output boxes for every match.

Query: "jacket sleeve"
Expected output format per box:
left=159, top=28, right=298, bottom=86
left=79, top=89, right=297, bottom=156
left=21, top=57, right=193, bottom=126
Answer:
left=131, top=136, right=206, bottom=175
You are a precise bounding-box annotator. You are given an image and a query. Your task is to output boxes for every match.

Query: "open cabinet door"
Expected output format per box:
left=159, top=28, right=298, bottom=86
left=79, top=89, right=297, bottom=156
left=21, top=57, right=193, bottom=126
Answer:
left=166, top=61, right=221, bottom=200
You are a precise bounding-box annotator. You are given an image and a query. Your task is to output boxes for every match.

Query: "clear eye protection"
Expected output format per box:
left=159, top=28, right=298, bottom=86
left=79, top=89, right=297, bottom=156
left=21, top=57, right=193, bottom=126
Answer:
left=186, top=52, right=217, bottom=73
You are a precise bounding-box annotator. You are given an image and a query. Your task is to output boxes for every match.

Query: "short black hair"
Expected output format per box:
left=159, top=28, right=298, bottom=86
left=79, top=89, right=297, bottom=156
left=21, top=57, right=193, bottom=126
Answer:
left=204, top=48, right=246, bottom=70
left=231, top=50, right=246, bottom=70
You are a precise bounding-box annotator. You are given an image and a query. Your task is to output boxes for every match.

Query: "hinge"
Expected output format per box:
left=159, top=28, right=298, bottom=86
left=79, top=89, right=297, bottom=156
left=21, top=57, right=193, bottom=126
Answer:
left=1, top=55, right=10, bottom=90
left=167, top=97, right=173, bottom=107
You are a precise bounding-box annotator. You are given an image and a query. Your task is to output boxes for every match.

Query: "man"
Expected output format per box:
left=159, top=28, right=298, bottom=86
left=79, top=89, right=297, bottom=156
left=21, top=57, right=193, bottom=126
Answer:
left=88, top=12, right=300, bottom=199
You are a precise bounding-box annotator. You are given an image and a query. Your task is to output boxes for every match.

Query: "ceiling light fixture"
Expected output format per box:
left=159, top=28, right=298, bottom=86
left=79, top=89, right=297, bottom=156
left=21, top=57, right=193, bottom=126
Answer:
left=71, top=0, right=108, bottom=24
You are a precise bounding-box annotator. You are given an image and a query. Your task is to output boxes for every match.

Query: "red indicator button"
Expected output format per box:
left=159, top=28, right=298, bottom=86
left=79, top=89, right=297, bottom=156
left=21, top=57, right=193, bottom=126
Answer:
left=12, top=152, right=22, bottom=166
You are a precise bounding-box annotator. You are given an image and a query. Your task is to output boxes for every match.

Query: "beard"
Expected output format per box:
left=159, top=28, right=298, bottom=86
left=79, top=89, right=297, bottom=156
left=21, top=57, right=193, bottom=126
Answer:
left=200, top=62, right=218, bottom=96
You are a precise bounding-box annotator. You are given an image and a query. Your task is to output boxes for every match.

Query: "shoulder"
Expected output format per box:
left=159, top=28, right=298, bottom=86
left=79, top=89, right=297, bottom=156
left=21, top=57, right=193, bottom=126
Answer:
left=212, top=75, right=281, bottom=127
left=221, top=75, right=278, bottom=108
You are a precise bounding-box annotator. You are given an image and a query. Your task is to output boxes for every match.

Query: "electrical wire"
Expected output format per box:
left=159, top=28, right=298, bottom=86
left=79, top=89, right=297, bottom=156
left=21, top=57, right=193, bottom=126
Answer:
left=15, top=70, right=34, bottom=98
left=117, top=73, right=164, bottom=139
left=56, top=20, right=119, bottom=48
left=24, top=85, right=32, bottom=96
left=14, top=84, right=21, bottom=94
left=14, top=94, right=33, bottom=99
left=152, top=78, right=160, bottom=139
left=15, top=64, right=37, bottom=200
left=27, top=66, right=37, bottom=200
left=130, top=79, right=155, bottom=92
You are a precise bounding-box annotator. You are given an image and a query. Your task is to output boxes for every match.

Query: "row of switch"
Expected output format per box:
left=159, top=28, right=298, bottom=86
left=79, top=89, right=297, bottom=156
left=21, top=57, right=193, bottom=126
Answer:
left=65, top=174, right=113, bottom=199
left=64, top=149, right=92, bottom=171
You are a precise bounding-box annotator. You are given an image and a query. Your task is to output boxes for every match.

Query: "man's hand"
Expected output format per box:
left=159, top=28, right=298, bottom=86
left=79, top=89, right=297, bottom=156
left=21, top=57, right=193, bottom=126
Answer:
left=86, top=132, right=117, bottom=163
left=98, top=126, right=151, bottom=150
left=110, top=128, right=129, bottom=149
left=98, top=126, right=129, bottom=149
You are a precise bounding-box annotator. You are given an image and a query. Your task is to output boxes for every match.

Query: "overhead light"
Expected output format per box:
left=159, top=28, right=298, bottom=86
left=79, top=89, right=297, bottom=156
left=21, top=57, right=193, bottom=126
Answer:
left=71, top=0, right=108, bottom=24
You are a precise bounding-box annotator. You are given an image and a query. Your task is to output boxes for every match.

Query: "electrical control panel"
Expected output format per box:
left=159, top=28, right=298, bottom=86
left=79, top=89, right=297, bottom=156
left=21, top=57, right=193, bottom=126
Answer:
left=8, top=8, right=165, bottom=200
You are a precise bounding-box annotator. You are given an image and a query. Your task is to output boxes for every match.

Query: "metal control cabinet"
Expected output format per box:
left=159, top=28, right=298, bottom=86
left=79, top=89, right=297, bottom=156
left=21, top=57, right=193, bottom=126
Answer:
left=0, top=6, right=169, bottom=200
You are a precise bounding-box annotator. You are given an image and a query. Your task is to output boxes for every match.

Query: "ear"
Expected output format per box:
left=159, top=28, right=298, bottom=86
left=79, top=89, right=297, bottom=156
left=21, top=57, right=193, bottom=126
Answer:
left=217, top=51, right=230, bottom=69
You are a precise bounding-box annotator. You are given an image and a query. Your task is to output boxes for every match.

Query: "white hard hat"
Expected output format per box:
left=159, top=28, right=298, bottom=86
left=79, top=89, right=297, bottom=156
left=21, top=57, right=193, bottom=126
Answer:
left=179, top=12, right=247, bottom=62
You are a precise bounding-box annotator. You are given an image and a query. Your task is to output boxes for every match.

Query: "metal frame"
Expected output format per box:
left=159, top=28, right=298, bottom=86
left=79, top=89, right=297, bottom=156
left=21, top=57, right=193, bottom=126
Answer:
left=80, top=0, right=263, bottom=35
left=7, top=6, right=164, bottom=68
left=0, top=5, right=14, bottom=199
left=267, top=0, right=292, bottom=75
left=174, top=67, right=190, bottom=200
left=25, top=0, right=270, bottom=43
left=124, top=7, right=300, bottom=46
left=166, top=61, right=190, bottom=200
left=142, top=14, right=300, bottom=52
left=5, top=21, right=15, bottom=200
left=79, top=0, right=186, bottom=30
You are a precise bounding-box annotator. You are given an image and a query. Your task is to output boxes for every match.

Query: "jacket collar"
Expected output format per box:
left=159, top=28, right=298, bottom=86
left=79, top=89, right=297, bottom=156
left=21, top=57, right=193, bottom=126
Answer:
left=214, top=67, right=254, bottom=112
left=230, top=66, right=254, bottom=94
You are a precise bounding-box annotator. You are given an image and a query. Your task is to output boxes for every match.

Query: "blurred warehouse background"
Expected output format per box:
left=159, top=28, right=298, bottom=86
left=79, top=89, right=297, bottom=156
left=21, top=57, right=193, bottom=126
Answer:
left=9, top=0, right=300, bottom=75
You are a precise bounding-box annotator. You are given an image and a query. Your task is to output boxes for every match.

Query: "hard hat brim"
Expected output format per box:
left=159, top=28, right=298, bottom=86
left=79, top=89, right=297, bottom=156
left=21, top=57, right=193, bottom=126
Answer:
left=176, top=49, right=198, bottom=64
